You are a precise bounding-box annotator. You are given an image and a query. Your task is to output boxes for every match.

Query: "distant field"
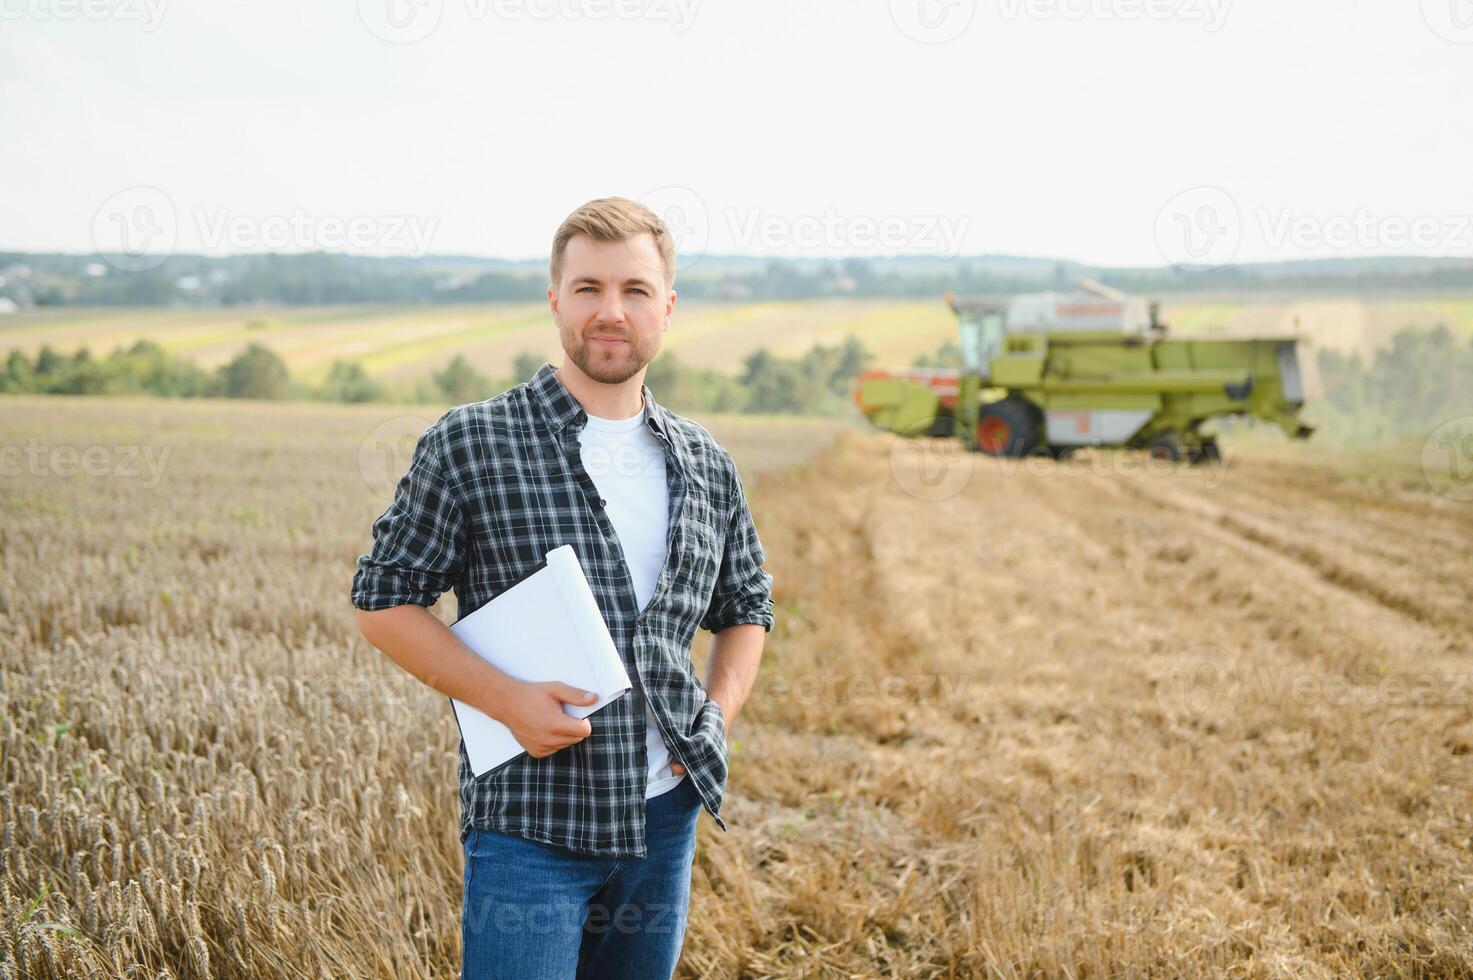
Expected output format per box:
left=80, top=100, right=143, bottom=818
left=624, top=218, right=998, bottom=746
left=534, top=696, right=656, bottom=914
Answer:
left=3, top=295, right=1467, bottom=387
left=1159, top=295, right=1473, bottom=356
left=0, top=299, right=956, bottom=382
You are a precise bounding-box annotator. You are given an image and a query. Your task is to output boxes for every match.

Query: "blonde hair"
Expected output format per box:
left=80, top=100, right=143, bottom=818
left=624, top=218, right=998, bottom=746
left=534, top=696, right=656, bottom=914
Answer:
left=549, top=197, right=676, bottom=290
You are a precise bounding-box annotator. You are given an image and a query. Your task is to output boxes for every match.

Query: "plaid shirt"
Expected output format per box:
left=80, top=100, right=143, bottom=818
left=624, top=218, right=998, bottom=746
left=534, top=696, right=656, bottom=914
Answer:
left=351, top=362, right=774, bottom=858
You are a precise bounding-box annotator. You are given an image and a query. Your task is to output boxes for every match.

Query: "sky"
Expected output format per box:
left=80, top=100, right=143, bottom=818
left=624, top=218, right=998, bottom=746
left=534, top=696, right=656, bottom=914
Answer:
left=2, top=0, right=1470, bottom=267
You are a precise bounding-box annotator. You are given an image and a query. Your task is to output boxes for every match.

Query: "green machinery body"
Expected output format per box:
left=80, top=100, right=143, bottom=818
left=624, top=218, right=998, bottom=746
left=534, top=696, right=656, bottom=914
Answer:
left=854, top=288, right=1313, bottom=461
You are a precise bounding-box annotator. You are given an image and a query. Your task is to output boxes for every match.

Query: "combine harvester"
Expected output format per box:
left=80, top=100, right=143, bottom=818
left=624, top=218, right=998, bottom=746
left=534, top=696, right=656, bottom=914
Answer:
left=853, top=282, right=1314, bottom=463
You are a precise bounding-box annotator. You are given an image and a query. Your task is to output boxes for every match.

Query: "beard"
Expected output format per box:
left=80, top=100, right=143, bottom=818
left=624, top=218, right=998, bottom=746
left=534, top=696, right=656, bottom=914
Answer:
left=561, top=323, right=660, bottom=385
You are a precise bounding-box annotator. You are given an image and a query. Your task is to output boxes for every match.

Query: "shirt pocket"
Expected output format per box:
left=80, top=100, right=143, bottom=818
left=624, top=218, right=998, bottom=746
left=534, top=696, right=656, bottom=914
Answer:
left=659, top=489, right=721, bottom=628
left=676, top=492, right=722, bottom=577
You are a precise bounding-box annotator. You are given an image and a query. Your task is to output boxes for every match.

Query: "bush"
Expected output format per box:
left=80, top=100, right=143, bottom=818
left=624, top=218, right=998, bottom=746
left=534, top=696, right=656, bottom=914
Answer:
left=1313, top=325, right=1473, bottom=440
left=218, top=343, right=289, bottom=399
left=511, top=351, right=546, bottom=384
left=643, top=352, right=747, bottom=415
left=738, top=337, right=873, bottom=415
left=432, top=355, right=495, bottom=404
left=0, top=350, right=32, bottom=393
left=912, top=339, right=964, bottom=369
left=320, top=361, right=384, bottom=403
left=1, top=340, right=214, bottom=397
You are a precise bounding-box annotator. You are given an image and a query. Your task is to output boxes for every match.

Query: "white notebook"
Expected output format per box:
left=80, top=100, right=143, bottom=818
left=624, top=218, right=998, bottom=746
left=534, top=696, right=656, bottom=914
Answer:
left=448, top=545, right=632, bottom=777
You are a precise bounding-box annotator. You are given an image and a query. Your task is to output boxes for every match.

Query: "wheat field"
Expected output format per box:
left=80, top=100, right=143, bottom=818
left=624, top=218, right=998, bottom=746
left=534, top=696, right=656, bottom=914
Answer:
left=2, top=396, right=1471, bottom=978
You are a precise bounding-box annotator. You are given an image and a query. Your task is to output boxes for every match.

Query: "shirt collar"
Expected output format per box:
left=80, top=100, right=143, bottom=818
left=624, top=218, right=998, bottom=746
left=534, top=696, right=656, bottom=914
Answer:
left=529, top=362, right=672, bottom=443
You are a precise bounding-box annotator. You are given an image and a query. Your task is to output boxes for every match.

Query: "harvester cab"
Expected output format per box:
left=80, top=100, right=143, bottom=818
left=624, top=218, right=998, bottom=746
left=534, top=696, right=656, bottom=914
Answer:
left=954, top=300, right=1007, bottom=377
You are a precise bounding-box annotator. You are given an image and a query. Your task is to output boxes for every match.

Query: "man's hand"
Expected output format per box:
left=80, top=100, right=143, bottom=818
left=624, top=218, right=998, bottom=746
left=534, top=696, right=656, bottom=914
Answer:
left=670, top=625, right=765, bottom=777
left=670, top=695, right=728, bottom=777
left=356, top=605, right=598, bottom=760
left=501, top=681, right=598, bottom=758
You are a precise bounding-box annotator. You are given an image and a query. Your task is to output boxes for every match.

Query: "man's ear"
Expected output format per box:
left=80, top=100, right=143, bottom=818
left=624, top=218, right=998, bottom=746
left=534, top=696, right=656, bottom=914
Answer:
left=547, top=283, right=559, bottom=318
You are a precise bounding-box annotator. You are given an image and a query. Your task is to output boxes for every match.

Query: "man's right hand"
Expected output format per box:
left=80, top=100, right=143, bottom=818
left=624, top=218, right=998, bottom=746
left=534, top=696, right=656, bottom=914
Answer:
left=354, top=605, right=599, bottom=759
left=498, top=681, right=598, bottom=758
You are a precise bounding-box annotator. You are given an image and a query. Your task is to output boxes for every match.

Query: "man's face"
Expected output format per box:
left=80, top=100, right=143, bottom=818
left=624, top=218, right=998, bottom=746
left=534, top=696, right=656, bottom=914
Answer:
left=549, top=232, right=674, bottom=385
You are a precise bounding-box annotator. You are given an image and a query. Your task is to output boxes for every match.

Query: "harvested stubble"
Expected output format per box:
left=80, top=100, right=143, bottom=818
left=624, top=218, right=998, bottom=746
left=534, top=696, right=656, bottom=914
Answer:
left=2, top=396, right=1471, bottom=978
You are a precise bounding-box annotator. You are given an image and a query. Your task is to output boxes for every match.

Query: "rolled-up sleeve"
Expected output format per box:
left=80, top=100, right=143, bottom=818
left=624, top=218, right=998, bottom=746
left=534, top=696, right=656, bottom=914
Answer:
left=351, top=419, right=466, bottom=611
left=699, top=462, right=775, bottom=634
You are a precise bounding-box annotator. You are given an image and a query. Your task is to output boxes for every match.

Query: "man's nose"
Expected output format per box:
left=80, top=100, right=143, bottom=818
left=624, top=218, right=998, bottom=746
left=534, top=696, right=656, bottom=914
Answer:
left=596, top=291, right=627, bottom=325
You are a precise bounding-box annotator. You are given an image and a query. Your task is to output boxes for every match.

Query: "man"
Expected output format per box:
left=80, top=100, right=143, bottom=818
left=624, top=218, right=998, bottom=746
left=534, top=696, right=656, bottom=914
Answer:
left=351, top=197, right=773, bottom=979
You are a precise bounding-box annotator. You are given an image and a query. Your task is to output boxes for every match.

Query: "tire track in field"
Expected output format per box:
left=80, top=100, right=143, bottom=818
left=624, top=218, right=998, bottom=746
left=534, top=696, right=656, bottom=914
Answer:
left=722, top=430, right=1473, bottom=976
left=1138, top=456, right=1473, bottom=638
left=1109, top=473, right=1465, bottom=636
left=1208, top=461, right=1473, bottom=584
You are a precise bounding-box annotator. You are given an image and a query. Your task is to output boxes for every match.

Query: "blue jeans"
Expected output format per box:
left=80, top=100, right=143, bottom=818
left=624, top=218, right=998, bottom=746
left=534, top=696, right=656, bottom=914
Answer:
left=460, top=777, right=703, bottom=980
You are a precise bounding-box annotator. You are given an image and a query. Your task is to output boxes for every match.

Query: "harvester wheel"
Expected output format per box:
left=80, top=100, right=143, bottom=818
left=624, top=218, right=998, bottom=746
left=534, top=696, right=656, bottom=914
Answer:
left=1146, top=432, right=1184, bottom=462
left=974, top=398, right=1040, bottom=458
left=1188, top=439, right=1222, bottom=466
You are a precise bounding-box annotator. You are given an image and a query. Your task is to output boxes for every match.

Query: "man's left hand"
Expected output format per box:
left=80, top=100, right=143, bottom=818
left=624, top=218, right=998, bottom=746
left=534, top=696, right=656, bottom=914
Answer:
left=670, top=697, right=730, bottom=777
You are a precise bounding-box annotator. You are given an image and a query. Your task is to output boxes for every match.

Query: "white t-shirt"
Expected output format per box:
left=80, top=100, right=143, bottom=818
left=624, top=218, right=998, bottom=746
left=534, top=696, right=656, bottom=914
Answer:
left=577, top=401, right=687, bottom=799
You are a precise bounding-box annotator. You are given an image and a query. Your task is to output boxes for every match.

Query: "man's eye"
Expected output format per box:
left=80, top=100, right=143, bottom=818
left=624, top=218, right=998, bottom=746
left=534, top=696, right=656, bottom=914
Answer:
left=577, top=286, right=596, bottom=293
left=628, top=288, right=648, bottom=296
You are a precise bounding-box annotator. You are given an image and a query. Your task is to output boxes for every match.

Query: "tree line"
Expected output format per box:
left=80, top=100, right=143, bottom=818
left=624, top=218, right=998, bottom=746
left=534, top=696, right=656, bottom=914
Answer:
left=0, top=336, right=876, bottom=418
left=1312, top=325, right=1473, bottom=441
